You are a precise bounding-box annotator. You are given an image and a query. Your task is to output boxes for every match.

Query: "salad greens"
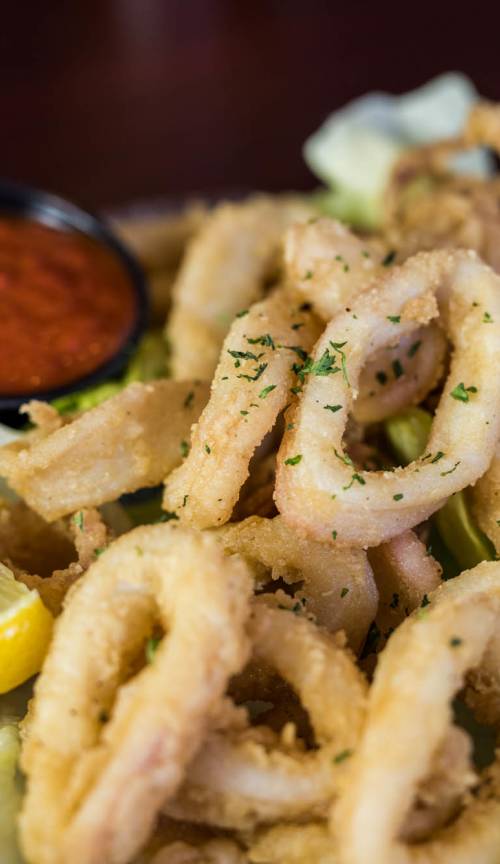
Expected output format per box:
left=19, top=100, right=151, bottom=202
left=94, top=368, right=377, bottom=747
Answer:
left=384, top=407, right=495, bottom=574
left=305, top=73, right=491, bottom=229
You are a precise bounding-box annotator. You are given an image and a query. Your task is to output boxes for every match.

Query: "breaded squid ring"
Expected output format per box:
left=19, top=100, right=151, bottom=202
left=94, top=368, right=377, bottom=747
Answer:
left=14, top=507, right=111, bottom=615
left=276, top=248, right=500, bottom=546
left=166, top=600, right=367, bottom=830
left=285, top=220, right=448, bottom=424
left=333, top=559, right=500, bottom=864
left=167, top=196, right=314, bottom=379
left=284, top=217, right=387, bottom=321
left=471, top=443, right=500, bottom=554
left=216, top=515, right=377, bottom=652
left=163, top=293, right=319, bottom=528
left=19, top=525, right=252, bottom=864
left=369, top=529, right=442, bottom=646
left=0, top=380, right=209, bottom=521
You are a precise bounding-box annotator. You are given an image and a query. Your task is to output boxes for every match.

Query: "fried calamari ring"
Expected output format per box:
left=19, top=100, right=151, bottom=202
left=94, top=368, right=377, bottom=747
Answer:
left=163, top=293, right=319, bottom=528
left=0, top=380, right=209, bottom=521
left=384, top=102, right=500, bottom=271
left=0, top=499, right=113, bottom=614
left=285, top=220, right=448, bottom=424
left=398, top=726, right=476, bottom=844
left=354, top=323, right=447, bottom=424
left=369, top=529, right=442, bottom=645
left=14, top=507, right=111, bottom=615
left=284, top=217, right=387, bottom=321
left=167, top=196, right=313, bottom=379
left=276, top=248, right=500, bottom=546
left=333, top=559, right=500, bottom=864
left=166, top=600, right=367, bottom=830
left=19, top=525, right=252, bottom=864
left=471, top=443, right=500, bottom=554
left=216, top=515, right=377, bottom=652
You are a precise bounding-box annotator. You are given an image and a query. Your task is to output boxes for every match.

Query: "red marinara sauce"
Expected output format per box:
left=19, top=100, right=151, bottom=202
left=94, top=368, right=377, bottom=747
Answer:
left=0, top=217, right=137, bottom=395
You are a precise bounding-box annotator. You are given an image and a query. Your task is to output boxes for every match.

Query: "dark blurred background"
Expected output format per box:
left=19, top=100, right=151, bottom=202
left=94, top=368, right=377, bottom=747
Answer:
left=1, top=1, right=500, bottom=210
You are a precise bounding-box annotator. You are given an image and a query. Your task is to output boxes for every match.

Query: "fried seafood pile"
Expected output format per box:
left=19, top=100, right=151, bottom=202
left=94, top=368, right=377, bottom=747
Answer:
left=1, top=106, right=500, bottom=864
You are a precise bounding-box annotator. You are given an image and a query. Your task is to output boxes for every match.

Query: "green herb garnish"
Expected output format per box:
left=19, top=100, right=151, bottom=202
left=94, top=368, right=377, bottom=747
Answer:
left=450, top=382, right=478, bottom=402
left=259, top=384, right=276, bottom=399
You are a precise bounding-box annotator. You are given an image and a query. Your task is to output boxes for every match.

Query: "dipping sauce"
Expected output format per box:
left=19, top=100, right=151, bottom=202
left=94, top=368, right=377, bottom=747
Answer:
left=0, top=217, right=137, bottom=395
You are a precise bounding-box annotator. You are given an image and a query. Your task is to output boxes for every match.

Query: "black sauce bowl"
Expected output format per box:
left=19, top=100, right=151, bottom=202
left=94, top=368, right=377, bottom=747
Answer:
left=0, top=180, right=149, bottom=419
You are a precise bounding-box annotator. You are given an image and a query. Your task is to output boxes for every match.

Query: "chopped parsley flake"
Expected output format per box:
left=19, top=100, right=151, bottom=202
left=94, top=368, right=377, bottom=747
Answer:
left=303, top=269, right=313, bottom=280
left=286, top=345, right=309, bottom=361
left=236, top=309, right=249, bottom=318
left=228, top=349, right=263, bottom=362
left=382, top=250, right=396, bottom=267
left=240, top=410, right=249, bottom=416
left=441, top=461, right=461, bottom=476
left=291, top=322, right=304, bottom=331
left=293, top=348, right=340, bottom=382
left=421, top=594, right=430, bottom=608
left=387, top=315, right=401, bottom=323
left=361, top=621, right=381, bottom=657
left=392, top=359, right=404, bottom=379
left=204, top=444, right=211, bottom=454
left=483, top=312, right=493, bottom=323
left=285, top=454, right=302, bottom=466
left=159, top=510, right=179, bottom=522
left=237, top=362, right=268, bottom=382
left=286, top=422, right=295, bottom=430
left=430, top=451, right=445, bottom=463
left=393, top=493, right=404, bottom=501
left=259, top=384, right=276, bottom=399
left=182, top=495, right=189, bottom=507
left=390, top=592, right=399, bottom=609
left=180, top=440, right=190, bottom=458
left=135, top=546, right=143, bottom=557
left=333, top=748, right=353, bottom=764
left=94, top=547, right=105, bottom=558
left=342, top=472, right=366, bottom=490
left=334, top=447, right=354, bottom=466
left=450, top=382, right=478, bottom=402
left=247, top=333, right=276, bottom=349
left=73, top=512, right=84, bottom=531
left=183, top=390, right=194, bottom=408
left=324, top=404, right=342, bottom=413
left=407, top=340, right=422, bottom=358
left=450, top=636, right=463, bottom=648
left=340, top=586, right=349, bottom=598
left=332, top=530, right=337, bottom=540
left=330, top=341, right=350, bottom=386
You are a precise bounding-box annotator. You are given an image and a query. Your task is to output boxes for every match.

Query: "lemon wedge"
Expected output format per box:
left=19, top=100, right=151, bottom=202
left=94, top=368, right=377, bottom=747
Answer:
left=0, top=564, right=53, bottom=694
